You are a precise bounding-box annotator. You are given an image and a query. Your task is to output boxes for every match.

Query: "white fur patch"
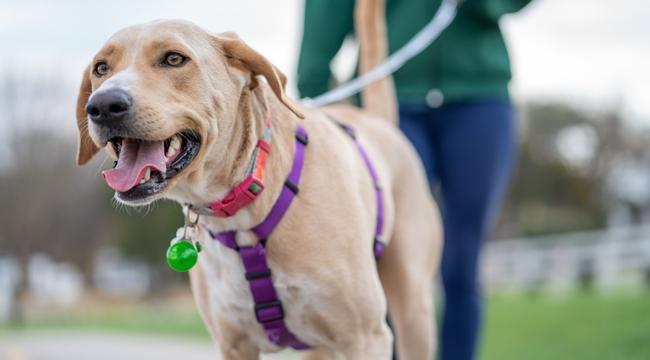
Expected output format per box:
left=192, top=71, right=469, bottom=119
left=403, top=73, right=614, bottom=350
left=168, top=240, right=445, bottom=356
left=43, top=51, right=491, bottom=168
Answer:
left=95, top=67, right=139, bottom=93
left=195, top=228, right=324, bottom=352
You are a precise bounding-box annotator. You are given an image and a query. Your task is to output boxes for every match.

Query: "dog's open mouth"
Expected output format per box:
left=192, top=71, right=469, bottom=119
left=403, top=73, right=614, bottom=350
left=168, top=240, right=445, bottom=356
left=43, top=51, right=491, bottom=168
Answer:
left=101, top=131, right=200, bottom=203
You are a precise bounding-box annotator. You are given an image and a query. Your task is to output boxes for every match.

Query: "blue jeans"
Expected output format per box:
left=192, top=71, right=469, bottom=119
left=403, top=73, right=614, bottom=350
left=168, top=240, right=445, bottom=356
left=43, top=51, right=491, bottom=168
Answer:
left=399, top=99, right=516, bottom=360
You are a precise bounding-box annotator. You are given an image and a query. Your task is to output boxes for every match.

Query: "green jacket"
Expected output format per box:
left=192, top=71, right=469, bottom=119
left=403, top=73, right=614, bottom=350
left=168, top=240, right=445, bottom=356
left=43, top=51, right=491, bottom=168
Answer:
left=297, top=0, right=532, bottom=105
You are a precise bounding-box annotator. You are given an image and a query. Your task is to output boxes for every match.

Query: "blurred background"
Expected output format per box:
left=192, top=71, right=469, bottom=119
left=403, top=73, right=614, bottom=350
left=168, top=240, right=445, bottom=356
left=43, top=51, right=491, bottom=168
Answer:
left=1, top=0, right=649, bottom=359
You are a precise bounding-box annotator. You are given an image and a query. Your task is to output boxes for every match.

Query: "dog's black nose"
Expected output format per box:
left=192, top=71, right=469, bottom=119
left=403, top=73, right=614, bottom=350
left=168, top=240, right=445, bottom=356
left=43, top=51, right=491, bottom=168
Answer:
left=85, top=88, right=133, bottom=126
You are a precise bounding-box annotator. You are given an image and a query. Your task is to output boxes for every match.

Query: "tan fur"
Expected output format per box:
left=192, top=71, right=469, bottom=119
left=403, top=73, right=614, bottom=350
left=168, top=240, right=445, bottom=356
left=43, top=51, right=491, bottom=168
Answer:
left=75, top=64, right=100, bottom=164
left=220, top=37, right=303, bottom=119
left=355, top=0, right=398, bottom=124
left=76, top=18, right=441, bottom=360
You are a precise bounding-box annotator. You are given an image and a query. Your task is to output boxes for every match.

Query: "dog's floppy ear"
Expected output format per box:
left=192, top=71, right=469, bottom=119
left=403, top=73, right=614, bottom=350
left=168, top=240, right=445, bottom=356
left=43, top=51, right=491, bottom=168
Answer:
left=219, top=37, right=304, bottom=119
left=75, top=64, right=100, bottom=165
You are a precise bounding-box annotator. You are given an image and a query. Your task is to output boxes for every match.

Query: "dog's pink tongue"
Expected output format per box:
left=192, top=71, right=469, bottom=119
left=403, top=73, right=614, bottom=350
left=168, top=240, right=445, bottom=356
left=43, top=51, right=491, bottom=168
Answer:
left=102, top=139, right=167, bottom=192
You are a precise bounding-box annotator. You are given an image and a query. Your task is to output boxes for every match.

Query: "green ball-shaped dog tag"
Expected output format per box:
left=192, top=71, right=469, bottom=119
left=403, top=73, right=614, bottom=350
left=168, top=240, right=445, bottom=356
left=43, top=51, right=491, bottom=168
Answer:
left=167, top=240, right=198, bottom=272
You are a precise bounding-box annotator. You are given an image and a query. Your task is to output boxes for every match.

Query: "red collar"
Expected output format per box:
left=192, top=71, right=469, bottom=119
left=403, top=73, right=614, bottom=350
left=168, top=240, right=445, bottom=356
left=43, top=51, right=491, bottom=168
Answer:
left=192, top=114, right=272, bottom=218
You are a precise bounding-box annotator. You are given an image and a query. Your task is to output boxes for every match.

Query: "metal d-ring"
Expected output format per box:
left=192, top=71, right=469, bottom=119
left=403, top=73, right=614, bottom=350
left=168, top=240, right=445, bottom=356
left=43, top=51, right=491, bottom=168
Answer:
left=181, top=205, right=202, bottom=253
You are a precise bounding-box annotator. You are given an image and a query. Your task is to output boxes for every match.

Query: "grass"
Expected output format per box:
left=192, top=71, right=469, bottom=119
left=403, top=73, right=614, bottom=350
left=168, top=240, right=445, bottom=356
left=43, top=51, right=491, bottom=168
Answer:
left=3, top=291, right=650, bottom=359
left=481, top=291, right=650, bottom=360
left=2, top=301, right=211, bottom=340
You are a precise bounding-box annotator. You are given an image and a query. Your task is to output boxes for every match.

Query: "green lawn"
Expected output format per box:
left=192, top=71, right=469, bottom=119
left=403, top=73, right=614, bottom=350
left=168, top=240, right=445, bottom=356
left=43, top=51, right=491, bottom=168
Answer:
left=4, top=303, right=210, bottom=339
left=4, top=292, right=650, bottom=359
left=481, top=291, right=650, bottom=360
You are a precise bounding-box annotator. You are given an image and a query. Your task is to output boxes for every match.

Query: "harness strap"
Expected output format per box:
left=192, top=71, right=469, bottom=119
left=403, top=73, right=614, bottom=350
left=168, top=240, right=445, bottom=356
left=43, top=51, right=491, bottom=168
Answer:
left=211, top=124, right=310, bottom=350
left=209, top=121, right=385, bottom=351
left=252, top=125, right=308, bottom=240
left=334, top=121, right=386, bottom=258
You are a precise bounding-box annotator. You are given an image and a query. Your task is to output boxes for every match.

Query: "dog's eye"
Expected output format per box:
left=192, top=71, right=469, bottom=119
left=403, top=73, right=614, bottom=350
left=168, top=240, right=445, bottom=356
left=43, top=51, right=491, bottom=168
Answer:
left=162, top=52, right=188, bottom=67
left=93, top=62, right=110, bottom=77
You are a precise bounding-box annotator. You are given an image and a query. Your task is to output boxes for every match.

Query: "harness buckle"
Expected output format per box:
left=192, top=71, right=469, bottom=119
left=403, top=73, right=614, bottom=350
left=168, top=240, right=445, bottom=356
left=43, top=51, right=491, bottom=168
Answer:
left=245, top=269, right=272, bottom=281
left=254, top=300, right=285, bottom=323
left=295, top=132, right=309, bottom=145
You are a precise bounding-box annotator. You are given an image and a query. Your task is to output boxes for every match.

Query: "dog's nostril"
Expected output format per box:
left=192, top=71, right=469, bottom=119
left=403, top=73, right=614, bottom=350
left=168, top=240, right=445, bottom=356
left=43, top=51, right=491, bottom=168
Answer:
left=108, top=102, right=128, bottom=114
left=87, top=105, right=100, bottom=117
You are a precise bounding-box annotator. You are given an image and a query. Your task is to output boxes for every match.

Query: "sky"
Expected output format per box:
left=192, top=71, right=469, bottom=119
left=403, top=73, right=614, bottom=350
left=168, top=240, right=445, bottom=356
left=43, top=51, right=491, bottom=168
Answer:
left=0, top=0, right=649, bottom=131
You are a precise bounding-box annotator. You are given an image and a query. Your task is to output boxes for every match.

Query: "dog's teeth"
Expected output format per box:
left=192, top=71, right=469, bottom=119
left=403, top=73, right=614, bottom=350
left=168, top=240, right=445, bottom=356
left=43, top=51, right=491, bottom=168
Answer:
left=143, top=168, right=151, bottom=182
left=166, top=146, right=177, bottom=159
left=166, top=135, right=182, bottom=159
left=170, top=135, right=181, bottom=150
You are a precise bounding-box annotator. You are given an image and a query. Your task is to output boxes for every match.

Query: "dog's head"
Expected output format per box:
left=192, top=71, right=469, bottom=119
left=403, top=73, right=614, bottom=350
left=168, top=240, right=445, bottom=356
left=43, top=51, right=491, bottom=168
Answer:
left=76, top=20, right=302, bottom=206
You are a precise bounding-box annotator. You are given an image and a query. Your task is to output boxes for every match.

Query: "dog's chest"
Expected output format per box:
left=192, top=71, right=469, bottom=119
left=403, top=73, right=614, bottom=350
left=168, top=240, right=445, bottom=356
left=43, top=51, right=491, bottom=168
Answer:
left=195, top=237, right=322, bottom=351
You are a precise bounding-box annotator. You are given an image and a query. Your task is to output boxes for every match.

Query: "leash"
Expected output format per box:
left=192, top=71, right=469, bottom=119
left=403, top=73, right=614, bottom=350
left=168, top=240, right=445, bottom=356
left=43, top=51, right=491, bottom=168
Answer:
left=301, top=0, right=458, bottom=108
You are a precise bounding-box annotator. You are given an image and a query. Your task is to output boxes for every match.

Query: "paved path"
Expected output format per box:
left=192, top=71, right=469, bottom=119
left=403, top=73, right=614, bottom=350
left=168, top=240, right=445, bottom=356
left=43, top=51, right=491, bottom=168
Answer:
left=0, top=331, right=300, bottom=360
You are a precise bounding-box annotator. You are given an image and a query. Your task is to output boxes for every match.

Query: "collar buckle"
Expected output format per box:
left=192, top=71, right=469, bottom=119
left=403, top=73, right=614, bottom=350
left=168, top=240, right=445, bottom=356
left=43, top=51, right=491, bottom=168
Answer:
left=206, top=132, right=271, bottom=218
left=210, top=175, right=265, bottom=217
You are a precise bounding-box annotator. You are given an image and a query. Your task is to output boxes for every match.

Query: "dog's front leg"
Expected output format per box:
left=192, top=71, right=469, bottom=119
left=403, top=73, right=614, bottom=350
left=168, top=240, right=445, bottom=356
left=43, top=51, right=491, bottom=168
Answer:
left=299, top=347, right=338, bottom=360
left=340, top=322, right=393, bottom=360
left=203, top=312, right=262, bottom=360
left=214, top=336, right=260, bottom=360
left=203, top=317, right=260, bottom=360
left=189, top=265, right=260, bottom=360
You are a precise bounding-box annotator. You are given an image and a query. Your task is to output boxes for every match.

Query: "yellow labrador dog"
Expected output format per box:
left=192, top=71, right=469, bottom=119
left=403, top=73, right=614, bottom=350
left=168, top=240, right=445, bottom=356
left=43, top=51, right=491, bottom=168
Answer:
left=75, top=0, right=441, bottom=358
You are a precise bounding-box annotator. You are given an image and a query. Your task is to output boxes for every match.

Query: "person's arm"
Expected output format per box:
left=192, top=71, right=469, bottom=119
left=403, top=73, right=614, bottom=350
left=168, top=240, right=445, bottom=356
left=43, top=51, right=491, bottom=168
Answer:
left=296, top=0, right=355, bottom=98
left=464, top=0, right=533, bottom=22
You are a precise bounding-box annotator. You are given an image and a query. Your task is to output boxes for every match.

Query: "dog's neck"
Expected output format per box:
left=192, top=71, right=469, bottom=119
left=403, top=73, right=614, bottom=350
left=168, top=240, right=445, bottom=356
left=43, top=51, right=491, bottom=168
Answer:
left=173, top=83, right=299, bottom=244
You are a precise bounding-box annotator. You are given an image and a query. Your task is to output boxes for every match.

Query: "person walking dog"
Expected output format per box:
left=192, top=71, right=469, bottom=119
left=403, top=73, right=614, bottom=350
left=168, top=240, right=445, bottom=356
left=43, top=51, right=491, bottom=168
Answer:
left=297, top=0, right=532, bottom=359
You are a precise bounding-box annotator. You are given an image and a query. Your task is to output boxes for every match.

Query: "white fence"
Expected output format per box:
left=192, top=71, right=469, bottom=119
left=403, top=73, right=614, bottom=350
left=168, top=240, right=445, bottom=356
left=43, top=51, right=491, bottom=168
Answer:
left=0, top=248, right=151, bottom=323
left=0, top=257, right=20, bottom=322
left=3, top=226, right=650, bottom=322
left=482, top=224, right=650, bottom=293
left=28, top=254, right=84, bottom=306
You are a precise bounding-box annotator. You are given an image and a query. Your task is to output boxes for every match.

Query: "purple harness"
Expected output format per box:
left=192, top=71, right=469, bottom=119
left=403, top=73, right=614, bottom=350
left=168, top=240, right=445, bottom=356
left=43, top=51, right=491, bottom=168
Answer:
left=209, top=122, right=385, bottom=350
